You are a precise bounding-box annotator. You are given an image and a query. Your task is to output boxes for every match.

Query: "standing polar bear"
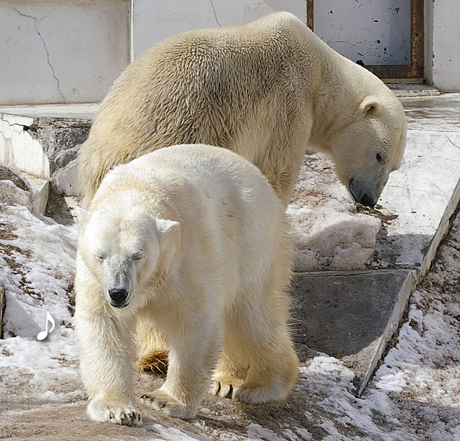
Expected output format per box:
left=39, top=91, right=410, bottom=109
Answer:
left=78, top=11, right=406, bottom=209
left=75, top=144, right=299, bottom=425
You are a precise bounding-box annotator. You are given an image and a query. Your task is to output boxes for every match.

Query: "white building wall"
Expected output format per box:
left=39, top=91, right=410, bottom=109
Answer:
left=0, top=0, right=130, bottom=105
left=425, top=0, right=460, bottom=92
left=132, top=0, right=307, bottom=60
left=0, top=0, right=459, bottom=106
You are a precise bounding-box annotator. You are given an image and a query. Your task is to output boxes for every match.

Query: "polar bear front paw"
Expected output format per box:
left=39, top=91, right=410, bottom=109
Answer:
left=140, top=390, right=194, bottom=419
left=87, top=399, right=142, bottom=426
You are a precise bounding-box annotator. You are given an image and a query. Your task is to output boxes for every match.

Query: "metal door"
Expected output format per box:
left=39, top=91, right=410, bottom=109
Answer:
left=307, top=0, right=423, bottom=80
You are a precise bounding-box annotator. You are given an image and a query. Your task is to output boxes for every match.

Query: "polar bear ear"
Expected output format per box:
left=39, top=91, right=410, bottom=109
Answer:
left=156, top=219, right=180, bottom=241
left=154, top=218, right=181, bottom=279
left=360, top=96, right=381, bottom=118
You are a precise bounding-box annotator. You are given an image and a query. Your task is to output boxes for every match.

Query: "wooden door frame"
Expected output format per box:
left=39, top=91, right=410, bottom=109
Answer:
left=307, top=0, right=424, bottom=80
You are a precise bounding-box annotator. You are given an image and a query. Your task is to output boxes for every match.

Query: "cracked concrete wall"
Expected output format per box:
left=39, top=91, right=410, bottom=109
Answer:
left=2, top=0, right=459, bottom=105
left=132, top=0, right=307, bottom=60
left=0, top=0, right=130, bottom=105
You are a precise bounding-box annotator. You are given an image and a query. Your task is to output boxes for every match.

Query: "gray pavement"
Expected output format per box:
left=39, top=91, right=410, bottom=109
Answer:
left=290, top=270, right=415, bottom=395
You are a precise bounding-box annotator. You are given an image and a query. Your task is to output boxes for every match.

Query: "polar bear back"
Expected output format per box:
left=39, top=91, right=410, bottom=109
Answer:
left=78, top=12, right=321, bottom=206
left=103, top=143, right=283, bottom=218
left=79, top=11, right=405, bottom=208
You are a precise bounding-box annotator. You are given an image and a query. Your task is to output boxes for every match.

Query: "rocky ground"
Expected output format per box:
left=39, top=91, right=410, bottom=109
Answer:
left=1, top=158, right=460, bottom=440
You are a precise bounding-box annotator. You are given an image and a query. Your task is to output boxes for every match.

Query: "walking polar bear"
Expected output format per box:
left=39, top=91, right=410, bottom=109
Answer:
left=75, top=145, right=299, bottom=425
left=78, top=11, right=406, bottom=208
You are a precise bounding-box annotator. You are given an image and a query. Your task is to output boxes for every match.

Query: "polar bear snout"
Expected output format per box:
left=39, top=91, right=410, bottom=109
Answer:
left=108, top=288, right=130, bottom=308
left=103, top=258, right=136, bottom=309
left=349, top=177, right=377, bottom=207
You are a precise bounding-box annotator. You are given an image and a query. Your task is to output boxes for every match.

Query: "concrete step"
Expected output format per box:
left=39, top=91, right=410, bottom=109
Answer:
left=291, top=269, right=415, bottom=395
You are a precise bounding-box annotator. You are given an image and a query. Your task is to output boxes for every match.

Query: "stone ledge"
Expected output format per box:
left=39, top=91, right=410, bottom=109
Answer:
left=23, top=174, right=50, bottom=215
left=0, top=286, right=5, bottom=340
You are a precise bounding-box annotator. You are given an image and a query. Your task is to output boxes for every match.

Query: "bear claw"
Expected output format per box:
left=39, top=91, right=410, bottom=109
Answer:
left=211, top=381, right=233, bottom=398
left=210, top=373, right=243, bottom=399
left=140, top=390, right=194, bottom=419
left=109, top=410, right=141, bottom=426
left=87, top=399, right=142, bottom=426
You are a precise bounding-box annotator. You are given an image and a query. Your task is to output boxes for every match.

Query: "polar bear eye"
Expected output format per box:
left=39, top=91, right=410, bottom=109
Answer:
left=376, top=153, right=385, bottom=164
left=95, top=253, right=106, bottom=262
left=131, top=250, right=144, bottom=261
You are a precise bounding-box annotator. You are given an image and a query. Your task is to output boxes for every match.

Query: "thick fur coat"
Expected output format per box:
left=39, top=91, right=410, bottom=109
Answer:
left=75, top=145, right=299, bottom=424
left=78, top=11, right=406, bottom=208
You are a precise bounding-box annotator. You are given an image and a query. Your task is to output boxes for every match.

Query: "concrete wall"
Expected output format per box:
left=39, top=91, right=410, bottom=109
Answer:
left=425, top=0, right=460, bottom=92
left=0, top=0, right=130, bottom=105
left=0, top=0, right=459, bottom=105
left=0, top=114, right=50, bottom=178
left=132, top=0, right=307, bottom=59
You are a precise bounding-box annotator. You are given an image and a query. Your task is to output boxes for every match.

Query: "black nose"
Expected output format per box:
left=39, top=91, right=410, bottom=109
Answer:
left=349, top=178, right=377, bottom=207
left=109, top=288, right=129, bottom=306
left=359, top=194, right=376, bottom=207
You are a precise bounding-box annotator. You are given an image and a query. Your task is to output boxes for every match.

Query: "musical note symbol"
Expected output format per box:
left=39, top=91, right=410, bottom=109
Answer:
left=37, top=311, right=56, bottom=341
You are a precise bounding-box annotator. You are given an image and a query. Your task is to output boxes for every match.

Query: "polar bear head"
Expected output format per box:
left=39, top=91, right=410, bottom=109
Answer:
left=325, top=93, right=407, bottom=207
left=78, top=203, right=180, bottom=310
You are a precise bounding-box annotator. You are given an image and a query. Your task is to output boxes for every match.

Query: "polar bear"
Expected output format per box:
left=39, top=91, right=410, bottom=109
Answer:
left=78, top=11, right=406, bottom=209
left=74, top=144, right=299, bottom=425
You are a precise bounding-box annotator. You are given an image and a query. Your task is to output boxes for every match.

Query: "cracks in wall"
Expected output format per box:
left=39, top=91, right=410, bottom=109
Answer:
left=208, top=0, right=222, bottom=27
left=3, top=3, right=66, bottom=102
left=34, top=26, right=65, bottom=102
left=0, top=114, right=30, bottom=131
left=446, top=135, right=460, bottom=151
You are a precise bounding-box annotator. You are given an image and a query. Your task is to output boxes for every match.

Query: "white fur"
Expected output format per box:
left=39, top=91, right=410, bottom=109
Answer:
left=78, top=11, right=406, bottom=208
left=75, top=145, right=299, bottom=424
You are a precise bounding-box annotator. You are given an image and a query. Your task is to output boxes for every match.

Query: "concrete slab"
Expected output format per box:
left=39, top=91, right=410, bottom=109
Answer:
left=372, top=129, right=460, bottom=276
left=24, top=174, right=50, bottom=215
left=291, top=93, right=460, bottom=394
left=290, top=270, right=416, bottom=394
left=399, top=93, right=460, bottom=132
left=373, top=93, right=460, bottom=278
left=0, top=104, right=98, bottom=121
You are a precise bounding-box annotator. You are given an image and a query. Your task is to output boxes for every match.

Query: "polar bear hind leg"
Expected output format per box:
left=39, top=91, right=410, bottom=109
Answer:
left=211, top=280, right=299, bottom=404
left=136, top=320, right=169, bottom=374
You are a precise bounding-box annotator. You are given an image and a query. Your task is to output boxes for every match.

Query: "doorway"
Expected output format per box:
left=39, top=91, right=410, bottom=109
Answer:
left=307, top=0, right=423, bottom=80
